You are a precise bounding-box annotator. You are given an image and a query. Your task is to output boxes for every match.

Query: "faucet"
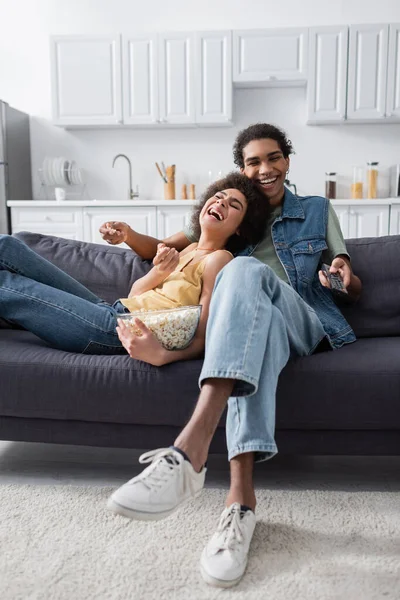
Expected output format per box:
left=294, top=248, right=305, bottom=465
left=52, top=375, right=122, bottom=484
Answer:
left=112, top=154, right=139, bottom=199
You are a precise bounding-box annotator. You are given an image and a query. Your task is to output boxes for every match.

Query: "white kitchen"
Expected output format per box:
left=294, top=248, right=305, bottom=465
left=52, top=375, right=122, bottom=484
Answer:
left=1, top=0, right=400, bottom=244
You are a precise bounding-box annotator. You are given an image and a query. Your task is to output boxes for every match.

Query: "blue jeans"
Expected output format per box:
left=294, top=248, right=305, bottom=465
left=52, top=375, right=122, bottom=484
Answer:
left=0, top=235, right=128, bottom=354
left=199, top=257, right=328, bottom=463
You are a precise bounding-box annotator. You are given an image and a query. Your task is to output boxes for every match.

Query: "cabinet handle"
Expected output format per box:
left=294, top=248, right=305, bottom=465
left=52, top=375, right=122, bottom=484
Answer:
left=350, top=210, right=355, bottom=215
left=45, top=216, right=51, bottom=221
left=116, top=119, right=123, bottom=124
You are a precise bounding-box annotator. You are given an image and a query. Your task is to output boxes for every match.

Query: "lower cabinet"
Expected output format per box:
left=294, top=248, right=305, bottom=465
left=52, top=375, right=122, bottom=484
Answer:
left=10, top=201, right=399, bottom=245
left=389, top=204, right=400, bottom=234
left=83, top=207, right=158, bottom=247
left=9, top=204, right=193, bottom=244
left=331, top=202, right=391, bottom=238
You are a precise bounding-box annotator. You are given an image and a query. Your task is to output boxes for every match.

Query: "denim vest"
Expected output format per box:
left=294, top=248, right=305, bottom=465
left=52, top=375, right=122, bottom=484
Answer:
left=237, top=188, right=356, bottom=349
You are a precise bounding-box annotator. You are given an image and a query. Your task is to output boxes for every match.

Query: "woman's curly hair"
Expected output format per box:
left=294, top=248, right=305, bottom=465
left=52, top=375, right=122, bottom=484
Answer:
left=189, top=171, right=272, bottom=255
left=233, top=123, right=295, bottom=169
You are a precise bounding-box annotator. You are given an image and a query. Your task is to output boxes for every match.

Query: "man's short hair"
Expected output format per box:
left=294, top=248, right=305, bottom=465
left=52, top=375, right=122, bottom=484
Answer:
left=233, top=123, right=295, bottom=169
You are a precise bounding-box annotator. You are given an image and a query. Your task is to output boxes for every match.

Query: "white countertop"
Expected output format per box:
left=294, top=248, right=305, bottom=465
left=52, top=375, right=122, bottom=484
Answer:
left=7, top=198, right=400, bottom=207
left=7, top=199, right=199, bottom=207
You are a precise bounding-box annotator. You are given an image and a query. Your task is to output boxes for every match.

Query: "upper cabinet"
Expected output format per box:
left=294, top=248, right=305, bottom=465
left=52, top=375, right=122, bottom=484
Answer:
left=50, top=24, right=400, bottom=129
left=158, top=32, right=196, bottom=125
left=122, top=34, right=158, bottom=125
left=307, top=23, right=400, bottom=124
left=51, top=35, right=122, bottom=126
left=51, top=32, right=232, bottom=128
left=195, top=31, right=232, bottom=124
left=307, top=26, right=348, bottom=124
left=233, top=28, right=308, bottom=85
left=347, top=24, right=389, bottom=121
left=387, top=24, right=400, bottom=120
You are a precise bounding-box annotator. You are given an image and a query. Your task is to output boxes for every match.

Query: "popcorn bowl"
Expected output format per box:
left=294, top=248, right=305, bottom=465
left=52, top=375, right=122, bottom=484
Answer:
left=117, top=305, right=202, bottom=351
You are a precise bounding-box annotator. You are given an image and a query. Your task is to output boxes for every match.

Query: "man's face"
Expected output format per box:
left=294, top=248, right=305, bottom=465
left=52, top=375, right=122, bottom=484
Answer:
left=241, top=138, right=290, bottom=205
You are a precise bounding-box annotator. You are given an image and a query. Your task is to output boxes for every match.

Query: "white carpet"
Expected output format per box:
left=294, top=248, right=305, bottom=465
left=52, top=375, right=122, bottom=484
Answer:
left=1, top=484, right=399, bottom=600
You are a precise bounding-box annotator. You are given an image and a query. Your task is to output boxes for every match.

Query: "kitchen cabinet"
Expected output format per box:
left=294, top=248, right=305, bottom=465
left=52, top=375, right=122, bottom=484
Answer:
left=158, top=32, right=196, bottom=125
left=331, top=202, right=390, bottom=238
left=50, top=35, right=122, bottom=127
left=83, top=207, right=157, bottom=245
left=195, top=31, right=232, bottom=124
left=11, top=205, right=84, bottom=239
left=8, top=202, right=195, bottom=244
left=157, top=205, right=193, bottom=239
left=307, top=26, right=348, bottom=124
left=122, top=34, right=158, bottom=125
left=347, top=24, right=389, bottom=121
left=389, top=204, right=400, bottom=235
left=387, top=24, right=400, bottom=121
left=52, top=32, right=232, bottom=127
left=233, top=28, right=308, bottom=85
left=348, top=204, right=390, bottom=238
left=330, top=204, right=350, bottom=238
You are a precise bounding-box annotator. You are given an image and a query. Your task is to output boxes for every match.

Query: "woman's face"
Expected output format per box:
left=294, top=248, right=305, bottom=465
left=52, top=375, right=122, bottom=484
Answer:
left=199, top=188, right=247, bottom=238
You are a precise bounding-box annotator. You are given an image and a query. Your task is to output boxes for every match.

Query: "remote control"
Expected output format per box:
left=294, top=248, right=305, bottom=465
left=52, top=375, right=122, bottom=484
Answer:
left=321, top=263, right=349, bottom=296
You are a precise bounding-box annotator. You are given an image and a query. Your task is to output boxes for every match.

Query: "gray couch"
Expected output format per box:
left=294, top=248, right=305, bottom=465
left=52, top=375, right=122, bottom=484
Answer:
left=1, top=231, right=399, bottom=456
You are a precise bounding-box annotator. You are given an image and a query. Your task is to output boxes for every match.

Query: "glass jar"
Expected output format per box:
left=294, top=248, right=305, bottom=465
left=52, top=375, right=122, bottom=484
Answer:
left=325, top=172, right=337, bottom=199
left=391, top=164, right=400, bottom=197
left=367, top=162, right=379, bottom=199
left=351, top=166, right=363, bottom=199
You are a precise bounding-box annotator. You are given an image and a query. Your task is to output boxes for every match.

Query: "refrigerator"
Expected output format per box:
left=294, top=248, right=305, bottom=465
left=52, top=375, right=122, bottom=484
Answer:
left=0, top=101, right=33, bottom=234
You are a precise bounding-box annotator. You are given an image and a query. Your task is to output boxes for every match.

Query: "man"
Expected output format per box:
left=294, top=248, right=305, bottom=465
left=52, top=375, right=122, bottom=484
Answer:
left=100, top=123, right=362, bottom=588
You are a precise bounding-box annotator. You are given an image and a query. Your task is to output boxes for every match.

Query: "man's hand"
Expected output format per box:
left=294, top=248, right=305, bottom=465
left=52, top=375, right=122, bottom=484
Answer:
left=318, top=256, right=351, bottom=290
left=152, top=243, right=180, bottom=277
left=116, top=318, right=166, bottom=366
left=99, top=221, right=130, bottom=245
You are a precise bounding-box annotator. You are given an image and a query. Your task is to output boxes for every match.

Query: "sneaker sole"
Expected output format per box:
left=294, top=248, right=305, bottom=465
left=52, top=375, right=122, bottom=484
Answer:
left=107, top=489, right=203, bottom=521
left=200, top=564, right=243, bottom=589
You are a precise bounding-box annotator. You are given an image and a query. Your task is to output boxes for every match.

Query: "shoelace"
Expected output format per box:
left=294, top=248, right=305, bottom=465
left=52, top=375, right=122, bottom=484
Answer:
left=216, top=504, right=245, bottom=552
left=130, top=448, right=197, bottom=495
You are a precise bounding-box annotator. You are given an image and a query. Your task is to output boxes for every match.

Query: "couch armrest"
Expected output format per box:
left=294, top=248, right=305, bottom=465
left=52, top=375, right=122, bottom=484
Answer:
left=13, top=232, right=153, bottom=303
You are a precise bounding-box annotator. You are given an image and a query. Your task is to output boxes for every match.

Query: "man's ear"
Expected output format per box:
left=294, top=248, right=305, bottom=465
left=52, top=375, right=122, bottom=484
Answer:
left=240, top=167, right=244, bottom=174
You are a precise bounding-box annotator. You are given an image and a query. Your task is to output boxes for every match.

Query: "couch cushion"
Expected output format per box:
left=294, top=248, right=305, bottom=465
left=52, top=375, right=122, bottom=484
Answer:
left=1, top=330, right=399, bottom=431
left=342, top=235, right=400, bottom=337
left=13, top=231, right=153, bottom=303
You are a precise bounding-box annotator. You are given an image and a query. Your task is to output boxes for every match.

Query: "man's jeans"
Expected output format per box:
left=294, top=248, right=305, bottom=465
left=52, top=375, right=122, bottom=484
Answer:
left=199, top=257, right=327, bottom=463
left=0, top=235, right=127, bottom=353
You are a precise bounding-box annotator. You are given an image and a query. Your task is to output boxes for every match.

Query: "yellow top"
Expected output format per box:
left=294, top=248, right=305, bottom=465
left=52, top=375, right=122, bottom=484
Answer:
left=119, top=248, right=233, bottom=313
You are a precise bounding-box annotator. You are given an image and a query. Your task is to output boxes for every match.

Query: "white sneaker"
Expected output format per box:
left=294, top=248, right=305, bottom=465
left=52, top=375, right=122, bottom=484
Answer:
left=107, top=447, right=206, bottom=521
left=200, top=503, right=256, bottom=588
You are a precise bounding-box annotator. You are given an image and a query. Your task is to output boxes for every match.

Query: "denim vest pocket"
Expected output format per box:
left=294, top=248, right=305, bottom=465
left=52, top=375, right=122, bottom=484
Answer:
left=290, top=238, right=328, bottom=283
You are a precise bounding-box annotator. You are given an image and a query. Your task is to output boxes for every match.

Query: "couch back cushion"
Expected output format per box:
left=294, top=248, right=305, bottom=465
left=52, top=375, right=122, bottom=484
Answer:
left=13, top=231, right=400, bottom=338
left=14, top=232, right=153, bottom=303
left=342, top=235, right=400, bottom=337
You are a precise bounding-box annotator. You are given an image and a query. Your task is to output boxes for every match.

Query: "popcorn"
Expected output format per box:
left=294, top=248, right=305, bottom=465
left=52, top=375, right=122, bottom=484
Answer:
left=119, top=306, right=201, bottom=350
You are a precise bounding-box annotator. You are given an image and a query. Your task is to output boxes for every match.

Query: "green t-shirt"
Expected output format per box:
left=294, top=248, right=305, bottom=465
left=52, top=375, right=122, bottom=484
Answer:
left=183, top=201, right=349, bottom=284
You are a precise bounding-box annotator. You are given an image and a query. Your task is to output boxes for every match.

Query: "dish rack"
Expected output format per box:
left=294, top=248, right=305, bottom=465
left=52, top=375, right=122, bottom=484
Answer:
left=38, top=156, right=90, bottom=200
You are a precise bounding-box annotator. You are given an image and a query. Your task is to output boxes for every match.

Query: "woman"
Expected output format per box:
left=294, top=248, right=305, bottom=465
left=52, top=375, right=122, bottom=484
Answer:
left=0, top=173, right=270, bottom=364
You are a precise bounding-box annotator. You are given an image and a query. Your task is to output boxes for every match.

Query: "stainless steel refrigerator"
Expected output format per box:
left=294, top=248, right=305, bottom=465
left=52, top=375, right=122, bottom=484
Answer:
left=0, top=101, right=33, bottom=234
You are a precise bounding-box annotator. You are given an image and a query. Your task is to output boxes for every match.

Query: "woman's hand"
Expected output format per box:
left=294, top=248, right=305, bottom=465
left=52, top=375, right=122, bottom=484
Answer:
left=318, top=256, right=351, bottom=290
left=152, top=243, right=180, bottom=277
left=99, top=221, right=130, bottom=245
left=116, top=318, right=166, bottom=366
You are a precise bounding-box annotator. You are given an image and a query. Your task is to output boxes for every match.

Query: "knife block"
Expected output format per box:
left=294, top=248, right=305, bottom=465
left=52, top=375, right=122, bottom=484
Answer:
left=164, top=181, right=175, bottom=200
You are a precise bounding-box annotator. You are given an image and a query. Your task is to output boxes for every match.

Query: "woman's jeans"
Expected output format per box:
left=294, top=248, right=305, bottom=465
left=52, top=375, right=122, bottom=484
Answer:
left=199, top=257, right=328, bottom=463
left=0, top=235, right=127, bottom=354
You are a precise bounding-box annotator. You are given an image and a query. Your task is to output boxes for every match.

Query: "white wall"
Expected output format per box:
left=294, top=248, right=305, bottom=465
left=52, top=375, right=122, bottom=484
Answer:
left=1, top=0, right=400, bottom=200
